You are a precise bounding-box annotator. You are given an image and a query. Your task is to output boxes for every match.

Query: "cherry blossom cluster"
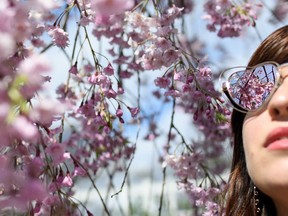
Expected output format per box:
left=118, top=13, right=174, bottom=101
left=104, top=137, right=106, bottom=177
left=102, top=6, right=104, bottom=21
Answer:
left=203, top=0, right=262, bottom=37
left=158, top=64, right=231, bottom=213
left=176, top=177, right=225, bottom=216
left=0, top=0, right=134, bottom=214
left=229, top=69, right=275, bottom=110
left=164, top=152, right=223, bottom=214
left=0, top=0, right=228, bottom=214
left=0, top=0, right=74, bottom=214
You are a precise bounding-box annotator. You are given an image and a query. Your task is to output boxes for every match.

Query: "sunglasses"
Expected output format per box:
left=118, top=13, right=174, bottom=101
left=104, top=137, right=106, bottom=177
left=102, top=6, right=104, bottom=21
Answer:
left=219, top=61, right=288, bottom=113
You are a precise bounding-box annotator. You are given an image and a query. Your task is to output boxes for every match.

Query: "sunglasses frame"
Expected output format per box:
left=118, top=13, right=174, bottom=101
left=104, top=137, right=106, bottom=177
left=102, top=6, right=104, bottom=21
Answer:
left=219, top=61, right=281, bottom=113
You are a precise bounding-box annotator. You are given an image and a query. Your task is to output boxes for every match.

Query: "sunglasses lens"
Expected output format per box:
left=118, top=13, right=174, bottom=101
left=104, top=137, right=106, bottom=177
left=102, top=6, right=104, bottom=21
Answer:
left=227, top=63, right=278, bottom=111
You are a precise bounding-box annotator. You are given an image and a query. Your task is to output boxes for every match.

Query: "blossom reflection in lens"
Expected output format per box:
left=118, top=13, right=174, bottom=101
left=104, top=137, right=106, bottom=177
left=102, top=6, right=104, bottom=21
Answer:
left=220, top=62, right=279, bottom=112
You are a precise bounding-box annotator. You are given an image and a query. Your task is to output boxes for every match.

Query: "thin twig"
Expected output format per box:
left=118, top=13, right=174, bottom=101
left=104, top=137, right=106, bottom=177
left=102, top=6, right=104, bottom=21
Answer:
left=71, top=155, right=111, bottom=216
left=158, top=98, right=176, bottom=216
left=110, top=153, right=135, bottom=198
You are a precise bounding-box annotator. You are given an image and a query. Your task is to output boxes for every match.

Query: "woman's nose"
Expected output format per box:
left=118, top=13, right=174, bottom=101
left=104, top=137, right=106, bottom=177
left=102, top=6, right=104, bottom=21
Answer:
left=268, top=66, right=288, bottom=119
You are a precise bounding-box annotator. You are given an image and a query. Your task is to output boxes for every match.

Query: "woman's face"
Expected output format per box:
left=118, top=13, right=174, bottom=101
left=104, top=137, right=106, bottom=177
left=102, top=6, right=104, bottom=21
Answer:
left=243, top=64, right=288, bottom=208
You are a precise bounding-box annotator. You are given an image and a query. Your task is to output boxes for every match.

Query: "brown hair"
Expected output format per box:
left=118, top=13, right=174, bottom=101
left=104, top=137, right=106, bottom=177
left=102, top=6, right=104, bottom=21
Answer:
left=222, top=25, right=288, bottom=215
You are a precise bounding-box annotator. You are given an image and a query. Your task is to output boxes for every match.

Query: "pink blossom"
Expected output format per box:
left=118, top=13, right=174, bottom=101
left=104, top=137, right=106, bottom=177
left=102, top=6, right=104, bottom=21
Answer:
left=20, top=54, right=51, bottom=74
left=154, top=37, right=172, bottom=50
left=118, top=116, right=125, bottom=124
left=91, top=0, right=134, bottom=16
left=154, top=77, right=171, bottom=89
left=182, top=84, right=193, bottom=93
left=160, top=5, right=184, bottom=25
left=84, top=63, right=95, bottom=73
left=29, top=0, right=58, bottom=11
left=203, top=1, right=262, bottom=37
left=69, top=62, right=78, bottom=75
left=203, top=201, right=220, bottom=216
left=117, top=87, right=124, bottom=94
left=128, top=107, right=139, bottom=118
left=137, top=46, right=164, bottom=70
left=47, top=26, right=69, bottom=48
left=12, top=116, right=39, bottom=142
left=104, top=87, right=117, bottom=98
left=26, top=157, right=45, bottom=178
left=32, top=24, right=46, bottom=37
left=94, top=14, right=111, bottom=27
left=164, top=153, right=203, bottom=178
left=103, top=63, right=114, bottom=76
left=119, top=70, right=133, bottom=78
left=0, top=33, right=15, bottom=60
left=31, top=38, right=45, bottom=47
left=45, top=142, right=67, bottom=165
left=61, top=172, right=73, bottom=187
left=79, top=16, right=93, bottom=26
left=20, top=180, right=47, bottom=201
left=56, top=84, right=77, bottom=101
left=164, top=89, right=181, bottom=97
left=19, top=54, right=51, bottom=97
left=29, top=99, right=67, bottom=127
left=88, top=73, right=109, bottom=87
left=72, top=166, right=86, bottom=177
left=228, top=68, right=274, bottom=110
left=125, top=11, right=158, bottom=30
left=116, top=107, right=123, bottom=117
left=199, top=66, right=212, bottom=78
left=0, top=3, right=14, bottom=33
left=77, top=100, right=97, bottom=118
left=162, top=49, right=181, bottom=67
left=0, top=103, right=10, bottom=121
left=42, top=195, right=61, bottom=206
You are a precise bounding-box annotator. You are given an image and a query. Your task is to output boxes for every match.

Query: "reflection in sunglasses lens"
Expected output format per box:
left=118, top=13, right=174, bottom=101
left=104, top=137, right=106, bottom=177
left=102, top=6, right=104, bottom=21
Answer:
left=228, top=64, right=277, bottom=111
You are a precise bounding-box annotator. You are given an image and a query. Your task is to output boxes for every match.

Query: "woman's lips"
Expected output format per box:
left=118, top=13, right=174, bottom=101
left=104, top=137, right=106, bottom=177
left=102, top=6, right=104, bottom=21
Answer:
left=265, top=127, right=288, bottom=150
